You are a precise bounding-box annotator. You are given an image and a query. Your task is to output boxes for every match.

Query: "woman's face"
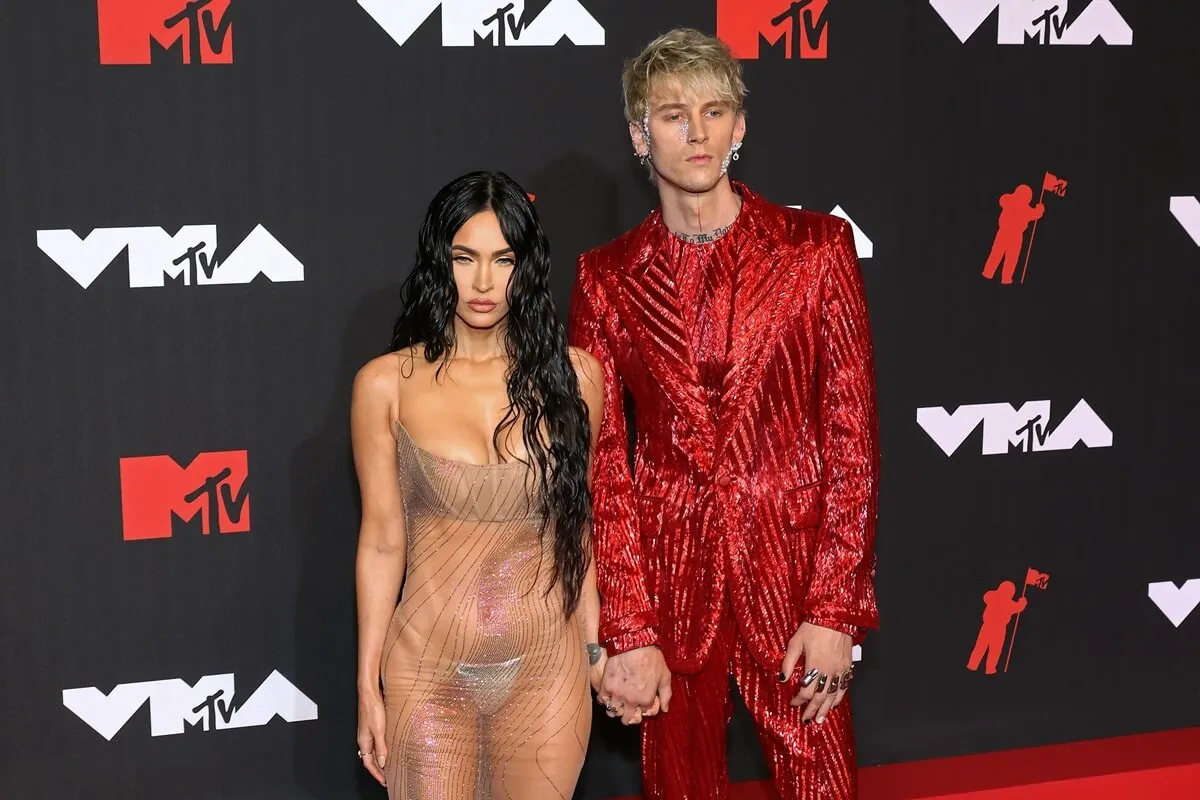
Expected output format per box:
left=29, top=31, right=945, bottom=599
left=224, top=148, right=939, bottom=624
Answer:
left=451, top=209, right=514, bottom=330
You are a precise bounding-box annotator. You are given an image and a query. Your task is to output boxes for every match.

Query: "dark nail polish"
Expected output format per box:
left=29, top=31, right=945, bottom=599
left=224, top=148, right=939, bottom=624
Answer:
left=779, top=672, right=787, bottom=682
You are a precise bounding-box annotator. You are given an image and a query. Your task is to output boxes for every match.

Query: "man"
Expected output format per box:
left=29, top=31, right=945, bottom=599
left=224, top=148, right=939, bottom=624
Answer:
left=567, top=28, right=879, bottom=800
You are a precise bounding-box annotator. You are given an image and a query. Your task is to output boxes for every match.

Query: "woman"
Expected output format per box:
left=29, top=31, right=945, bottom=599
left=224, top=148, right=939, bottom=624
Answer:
left=351, top=171, right=607, bottom=798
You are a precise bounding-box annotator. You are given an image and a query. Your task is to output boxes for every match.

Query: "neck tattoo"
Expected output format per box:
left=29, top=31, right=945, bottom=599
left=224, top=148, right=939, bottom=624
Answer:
left=671, top=219, right=735, bottom=245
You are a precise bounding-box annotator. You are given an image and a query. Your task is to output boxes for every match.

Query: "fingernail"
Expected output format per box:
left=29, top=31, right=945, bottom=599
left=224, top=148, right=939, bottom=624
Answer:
left=817, top=717, right=825, bottom=724
left=779, top=671, right=787, bottom=682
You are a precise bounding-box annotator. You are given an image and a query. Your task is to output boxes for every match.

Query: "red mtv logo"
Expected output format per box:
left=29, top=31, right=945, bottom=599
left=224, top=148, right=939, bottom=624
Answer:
left=120, top=451, right=249, bottom=540
left=97, top=0, right=233, bottom=65
left=717, top=0, right=829, bottom=60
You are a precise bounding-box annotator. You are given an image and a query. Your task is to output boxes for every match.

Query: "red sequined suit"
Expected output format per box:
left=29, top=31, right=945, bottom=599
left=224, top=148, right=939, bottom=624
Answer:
left=567, top=183, right=879, bottom=799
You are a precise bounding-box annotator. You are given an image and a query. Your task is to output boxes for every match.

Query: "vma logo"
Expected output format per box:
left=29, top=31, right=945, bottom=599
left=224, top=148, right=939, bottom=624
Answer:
left=37, top=224, right=303, bottom=289
left=63, top=670, right=317, bottom=741
left=119, top=451, right=250, bottom=541
left=359, top=0, right=604, bottom=48
left=930, top=0, right=1132, bottom=46
left=1170, top=197, right=1200, bottom=246
left=788, top=204, right=873, bottom=258
left=917, top=399, right=1113, bottom=456
left=97, top=0, right=233, bottom=65
left=1148, top=579, right=1200, bottom=628
left=718, top=0, right=830, bottom=60
left=967, top=567, right=1049, bottom=675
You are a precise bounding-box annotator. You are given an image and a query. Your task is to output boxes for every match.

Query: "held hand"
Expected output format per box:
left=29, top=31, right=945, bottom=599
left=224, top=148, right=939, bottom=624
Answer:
left=597, top=645, right=671, bottom=726
left=356, top=690, right=389, bottom=786
left=780, top=622, right=854, bottom=725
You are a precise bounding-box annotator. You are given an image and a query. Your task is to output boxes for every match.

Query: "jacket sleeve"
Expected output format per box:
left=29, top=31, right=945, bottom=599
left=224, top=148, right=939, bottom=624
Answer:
left=567, top=252, right=659, bottom=655
left=802, top=219, right=880, bottom=644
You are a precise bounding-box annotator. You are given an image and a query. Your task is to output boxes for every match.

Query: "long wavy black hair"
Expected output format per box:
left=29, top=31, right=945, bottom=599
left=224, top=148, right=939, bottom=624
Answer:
left=387, top=171, right=593, bottom=619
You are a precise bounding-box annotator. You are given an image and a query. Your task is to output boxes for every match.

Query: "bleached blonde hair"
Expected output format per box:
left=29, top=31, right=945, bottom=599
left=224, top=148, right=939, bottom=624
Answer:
left=622, top=28, right=747, bottom=125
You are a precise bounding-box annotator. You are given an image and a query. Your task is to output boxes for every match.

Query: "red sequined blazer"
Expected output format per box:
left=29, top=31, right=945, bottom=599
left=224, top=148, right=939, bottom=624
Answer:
left=568, top=184, right=879, bottom=675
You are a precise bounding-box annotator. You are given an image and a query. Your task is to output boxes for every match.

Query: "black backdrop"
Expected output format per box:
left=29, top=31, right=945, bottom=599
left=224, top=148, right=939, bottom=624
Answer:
left=2, top=2, right=1199, bottom=798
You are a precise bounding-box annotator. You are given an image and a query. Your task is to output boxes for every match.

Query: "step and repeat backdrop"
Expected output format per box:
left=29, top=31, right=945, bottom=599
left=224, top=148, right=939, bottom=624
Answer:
left=2, top=1, right=1198, bottom=798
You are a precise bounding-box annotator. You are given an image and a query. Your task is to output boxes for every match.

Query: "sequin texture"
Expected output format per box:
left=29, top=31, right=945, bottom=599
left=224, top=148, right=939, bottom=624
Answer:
left=380, top=423, right=590, bottom=798
left=567, top=182, right=879, bottom=798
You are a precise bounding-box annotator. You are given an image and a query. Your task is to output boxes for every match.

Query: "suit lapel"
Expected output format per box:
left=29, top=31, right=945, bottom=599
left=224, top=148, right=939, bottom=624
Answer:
left=713, top=188, right=811, bottom=461
left=616, top=213, right=717, bottom=447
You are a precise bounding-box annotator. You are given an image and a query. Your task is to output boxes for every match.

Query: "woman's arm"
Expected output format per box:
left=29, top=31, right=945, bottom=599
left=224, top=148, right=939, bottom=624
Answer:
left=570, top=346, right=607, bottom=689
left=351, top=356, right=407, bottom=784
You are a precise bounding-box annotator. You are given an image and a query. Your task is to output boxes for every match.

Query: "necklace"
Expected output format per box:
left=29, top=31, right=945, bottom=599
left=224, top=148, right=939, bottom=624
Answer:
left=671, top=219, right=735, bottom=245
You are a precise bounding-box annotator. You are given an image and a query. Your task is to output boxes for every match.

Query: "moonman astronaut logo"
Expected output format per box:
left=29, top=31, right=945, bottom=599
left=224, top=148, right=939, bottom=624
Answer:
left=929, top=1, right=1132, bottom=46
left=718, top=0, right=830, bottom=60
left=982, top=172, right=1066, bottom=285
left=967, top=567, right=1049, bottom=675
left=97, top=0, right=233, bottom=64
left=358, top=0, right=604, bottom=48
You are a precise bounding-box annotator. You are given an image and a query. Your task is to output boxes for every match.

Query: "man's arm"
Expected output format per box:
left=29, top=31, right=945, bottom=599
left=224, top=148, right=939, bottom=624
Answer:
left=803, top=219, right=880, bottom=643
left=567, top=252, right=659, bottom=655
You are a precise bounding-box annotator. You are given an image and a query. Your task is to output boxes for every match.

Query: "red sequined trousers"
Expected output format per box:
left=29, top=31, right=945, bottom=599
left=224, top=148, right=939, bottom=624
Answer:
left=641, top=592, right=857, bottom=799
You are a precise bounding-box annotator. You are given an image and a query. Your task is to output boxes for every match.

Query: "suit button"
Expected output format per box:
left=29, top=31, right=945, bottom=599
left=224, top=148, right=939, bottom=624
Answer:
left=717, top=475, right=732, bottom=487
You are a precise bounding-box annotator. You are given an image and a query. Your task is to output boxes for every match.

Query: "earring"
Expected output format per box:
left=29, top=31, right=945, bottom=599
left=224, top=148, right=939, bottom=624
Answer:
left=637, top=151, right=650, bottom=165
left=731, top=141, right=742, bottom=162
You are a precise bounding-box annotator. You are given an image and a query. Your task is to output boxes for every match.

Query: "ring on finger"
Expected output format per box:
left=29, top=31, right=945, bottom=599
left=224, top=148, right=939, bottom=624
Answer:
left=816, top=673, right=828, bottom=692
left=800, top=668, right=820, bottom=688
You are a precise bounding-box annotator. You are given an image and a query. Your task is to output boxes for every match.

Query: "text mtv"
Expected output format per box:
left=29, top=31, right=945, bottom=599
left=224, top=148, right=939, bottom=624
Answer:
left=63, top=671, right=317, bottom=740
left=917, top=400, right=1112, bottom=456
left=37, top=224, right=303, bottom=289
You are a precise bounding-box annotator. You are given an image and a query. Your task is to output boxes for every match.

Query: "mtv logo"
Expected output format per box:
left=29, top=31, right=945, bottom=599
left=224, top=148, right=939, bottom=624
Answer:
left=359, top=0, right=604, bottom=47
left=119, top=451, right=250, bottom=540
left=63, top=670, right=317, bottom=740
left=97, top=0, right=233, bottom=64
left=917, top=399, right=1113, bottom=456
left=929, top=0, right=1132, bottom=46
left=1170, top=197, right=1200, bottom=246
left=789, top=205, right=873, bottom=258
left=717, top=0, right=830, bottom=60
left=37, top=224, right=303, bottom=289
left=1148, top=580, right=1200, bottom=627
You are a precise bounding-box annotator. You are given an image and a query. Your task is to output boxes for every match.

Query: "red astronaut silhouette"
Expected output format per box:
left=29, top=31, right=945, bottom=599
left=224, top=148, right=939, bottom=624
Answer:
left=982, top=184, right=1045, bottom=284
left=967, top=580, right=1027, bottom=675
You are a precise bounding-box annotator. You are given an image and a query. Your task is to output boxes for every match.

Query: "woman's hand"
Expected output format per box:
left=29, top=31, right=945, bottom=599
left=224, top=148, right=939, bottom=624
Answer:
left=356, top=690, right=388, bottom=786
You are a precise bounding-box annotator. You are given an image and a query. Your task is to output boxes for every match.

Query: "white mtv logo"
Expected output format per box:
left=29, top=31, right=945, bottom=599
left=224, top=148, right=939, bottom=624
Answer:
left=63, top=670, right=318, bottom=741
left=37, top=224, right=303, bottom=289
left=1148, top=580, right=1200, bottom=627
left=359, top=0, right=604, bottom=47
left=929, top=0, right=1133, bottom=45
left=1170, top=197, right=1200, bottom=246
left=788, top=205, right=873, bottom=259
left=917, top=399, right=1113, bottom=456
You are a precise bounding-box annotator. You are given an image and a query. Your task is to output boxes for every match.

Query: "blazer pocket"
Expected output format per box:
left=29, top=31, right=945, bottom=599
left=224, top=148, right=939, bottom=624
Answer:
left=781, top=482, right=821, bottom=530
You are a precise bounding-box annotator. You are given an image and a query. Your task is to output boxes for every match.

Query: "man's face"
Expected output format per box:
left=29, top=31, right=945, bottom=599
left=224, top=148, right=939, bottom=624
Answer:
left=632, top=78, right=746, bottom=195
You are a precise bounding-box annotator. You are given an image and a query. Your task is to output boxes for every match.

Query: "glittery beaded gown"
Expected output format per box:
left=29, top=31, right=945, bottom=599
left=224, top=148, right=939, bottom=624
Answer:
left=380, top=422, right=591, bottom=799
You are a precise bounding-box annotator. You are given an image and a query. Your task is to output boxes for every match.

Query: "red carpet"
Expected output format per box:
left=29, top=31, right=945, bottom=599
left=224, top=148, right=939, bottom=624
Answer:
left=612, top=727, right=1200, bottom=799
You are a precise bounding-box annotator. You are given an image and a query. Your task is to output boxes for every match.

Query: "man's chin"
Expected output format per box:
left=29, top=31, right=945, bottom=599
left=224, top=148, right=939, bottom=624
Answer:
left=659, top=168, right=723, bottom=195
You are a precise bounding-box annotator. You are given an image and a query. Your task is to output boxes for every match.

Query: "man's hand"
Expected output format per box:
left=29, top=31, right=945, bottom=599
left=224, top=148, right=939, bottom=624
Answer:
left=780, top=622, right=854, bottom=724
left=597, top=645, right=671, bottom=726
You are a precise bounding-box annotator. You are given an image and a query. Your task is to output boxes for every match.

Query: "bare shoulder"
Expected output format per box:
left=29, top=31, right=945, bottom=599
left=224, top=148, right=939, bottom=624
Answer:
left=352, top=352, right=401, bottom=406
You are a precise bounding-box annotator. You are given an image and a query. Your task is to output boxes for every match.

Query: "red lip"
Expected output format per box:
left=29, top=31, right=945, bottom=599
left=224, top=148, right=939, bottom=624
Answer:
left=467, top=300, right=497, bottom=312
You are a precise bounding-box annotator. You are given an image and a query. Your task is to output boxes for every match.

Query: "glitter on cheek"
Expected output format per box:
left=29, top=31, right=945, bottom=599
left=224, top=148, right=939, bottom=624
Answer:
left=678, top=119, right=689, bottom=143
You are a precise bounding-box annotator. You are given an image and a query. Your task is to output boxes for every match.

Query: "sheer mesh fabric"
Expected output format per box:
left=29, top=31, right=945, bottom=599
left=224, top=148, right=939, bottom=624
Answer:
left=381, top=421, right=590, bottom=799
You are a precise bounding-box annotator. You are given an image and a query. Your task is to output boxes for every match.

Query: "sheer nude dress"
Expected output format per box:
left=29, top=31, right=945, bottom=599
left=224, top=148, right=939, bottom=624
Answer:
left=380, top=420, right=591, bottom=799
